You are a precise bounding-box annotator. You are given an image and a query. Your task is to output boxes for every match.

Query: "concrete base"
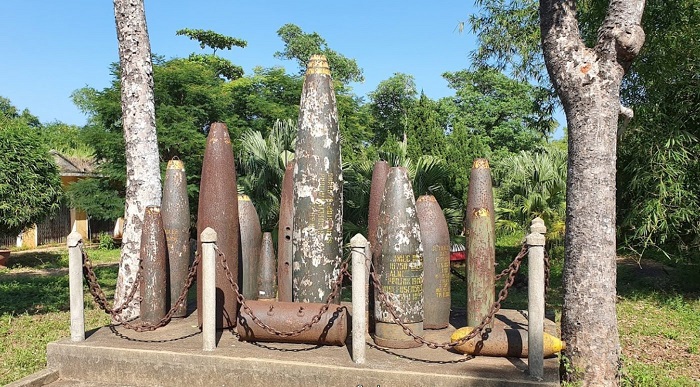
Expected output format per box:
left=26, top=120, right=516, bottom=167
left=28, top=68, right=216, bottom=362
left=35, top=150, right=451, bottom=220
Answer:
left=39, top=308, right=559, bottom=386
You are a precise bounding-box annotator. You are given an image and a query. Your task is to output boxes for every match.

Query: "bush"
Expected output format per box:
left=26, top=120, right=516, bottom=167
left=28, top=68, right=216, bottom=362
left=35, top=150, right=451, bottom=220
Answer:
left=97, top=232, right=116, bottom=250
left=0, top=110, right=63, bottom=238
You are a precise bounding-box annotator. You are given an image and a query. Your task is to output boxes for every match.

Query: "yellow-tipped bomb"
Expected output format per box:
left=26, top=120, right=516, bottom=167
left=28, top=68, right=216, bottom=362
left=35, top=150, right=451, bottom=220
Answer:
left=450, top=326, right=566, bottom=357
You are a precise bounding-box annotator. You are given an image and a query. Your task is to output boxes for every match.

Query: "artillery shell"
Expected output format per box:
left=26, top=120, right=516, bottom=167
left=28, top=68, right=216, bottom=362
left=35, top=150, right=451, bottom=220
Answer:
left=465, top=158, right=496, bottom=328
left=196, top=122, right=240, bottom=329
left=238, top=194, right=262, bottom=300
left=451, top=326, right=566, bottom=357
left=277, top=160, right=295, bottom=302
left=139, top=206, right=167, bottom=324
left=416, top=195, right=451, bottom=329
left=367, top=160, right=389, bottom=334
left=162, top=159, right=190, bottom=318
left=292, top=55, right=343, bottom=304
left=236, top=300, right=348, bottom=346
left=373, top=167, right=424, bottom=349
left=257, top=232, right=277, bottom=301
left=368, top=160, right=389, bottom=263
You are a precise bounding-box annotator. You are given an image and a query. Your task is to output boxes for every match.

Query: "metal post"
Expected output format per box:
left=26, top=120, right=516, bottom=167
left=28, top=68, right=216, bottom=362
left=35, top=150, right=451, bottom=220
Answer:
left=201, top=227, right=217, bottom=351
left=351, top=234, right=368, bottom=364
left=67, top=231, right=85, bottom=342
left=527, top=217, right=547, bottom=380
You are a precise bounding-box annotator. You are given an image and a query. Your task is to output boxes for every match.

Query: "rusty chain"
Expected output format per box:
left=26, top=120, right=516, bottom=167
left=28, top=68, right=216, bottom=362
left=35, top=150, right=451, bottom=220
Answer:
left=370, top=244, right=529, bottom=349
left=216, top=244, right=348, bottom=337
left=81, top=243, right=200, bottom=332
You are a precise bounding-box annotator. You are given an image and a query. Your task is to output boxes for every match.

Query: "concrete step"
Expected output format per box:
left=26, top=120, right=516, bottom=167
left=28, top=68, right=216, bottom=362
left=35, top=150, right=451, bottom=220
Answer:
left=35, top=309, right=558, bottom=387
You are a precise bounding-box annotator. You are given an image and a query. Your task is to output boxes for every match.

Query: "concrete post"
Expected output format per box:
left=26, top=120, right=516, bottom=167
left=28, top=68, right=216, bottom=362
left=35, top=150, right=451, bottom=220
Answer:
left=350, top=234, right=368, bottom=364
left=526, top=217, right=547, bottom=380
left=67, top=231, right=85, bottom=342
left=201, top=227, right=217, bottom=351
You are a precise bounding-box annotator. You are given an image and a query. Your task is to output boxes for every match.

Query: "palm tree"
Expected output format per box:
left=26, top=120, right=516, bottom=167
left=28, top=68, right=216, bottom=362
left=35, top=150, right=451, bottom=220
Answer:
left=493, top=146, right=567, bottom=242
left=344, top=139, right=464, bottom=243
left=237, top=119, right=296, bottom=231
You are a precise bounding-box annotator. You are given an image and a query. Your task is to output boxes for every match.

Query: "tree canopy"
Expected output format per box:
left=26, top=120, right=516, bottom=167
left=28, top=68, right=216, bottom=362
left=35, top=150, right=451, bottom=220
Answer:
left=0, top=97, right=62, bottom=237
left=275, top=23, right=364, bottom=84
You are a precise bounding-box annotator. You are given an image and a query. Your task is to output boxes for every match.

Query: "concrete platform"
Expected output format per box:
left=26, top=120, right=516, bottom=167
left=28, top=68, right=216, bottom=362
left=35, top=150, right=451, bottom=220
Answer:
left=40, top=307, right=559, bottom=386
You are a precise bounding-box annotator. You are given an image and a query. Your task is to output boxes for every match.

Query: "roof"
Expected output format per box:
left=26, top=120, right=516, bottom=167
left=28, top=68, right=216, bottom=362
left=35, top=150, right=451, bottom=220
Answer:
left=50, top=150, right=96, bottom=177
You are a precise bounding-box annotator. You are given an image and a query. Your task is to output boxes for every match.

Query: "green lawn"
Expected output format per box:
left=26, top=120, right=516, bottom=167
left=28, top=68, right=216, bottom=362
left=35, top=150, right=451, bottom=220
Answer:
left=1, top=242, right=698, bottom=385
left=0, top=248, right=117, bottom=384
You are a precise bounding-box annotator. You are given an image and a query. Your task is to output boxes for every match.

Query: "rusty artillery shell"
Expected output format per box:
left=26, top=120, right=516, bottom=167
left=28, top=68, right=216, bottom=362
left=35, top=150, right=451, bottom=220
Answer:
left=196, top=122, right=240, bottom=329
left=292, top=55, right=343, bottom=304
left=258, top=232, right=277, bottom=301
left=162, top=159, right=190, bottom=318
left=238, top=194, right=262, bottom=300
left=373, top=167, right=424, bottom=349
left=236, top=300, right=348, bottom=346
left=277, top=160, right=295, bottom=302
left=451, top=327, right=566, bottom=357
left=140, top=206, right=168, bottom=324
left=465, top=158, right=496, bottom=328
left=416, top=195, right=451, bottom=330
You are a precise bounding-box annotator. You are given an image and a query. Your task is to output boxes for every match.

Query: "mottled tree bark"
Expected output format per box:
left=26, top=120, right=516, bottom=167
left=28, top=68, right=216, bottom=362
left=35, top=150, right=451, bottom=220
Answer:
left=112, top=0, right=161, bottom=320
left=539, top=0, right=645, bottom=384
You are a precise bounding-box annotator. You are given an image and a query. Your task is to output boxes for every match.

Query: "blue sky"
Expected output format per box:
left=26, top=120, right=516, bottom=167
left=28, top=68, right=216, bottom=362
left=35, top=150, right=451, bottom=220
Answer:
left=0, top=1, right=482, bottom=126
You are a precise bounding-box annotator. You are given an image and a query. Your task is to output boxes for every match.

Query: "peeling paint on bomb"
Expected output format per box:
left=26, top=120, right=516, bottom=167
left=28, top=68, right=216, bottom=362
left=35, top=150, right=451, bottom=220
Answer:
left=292, top=55, right=343, bottom=304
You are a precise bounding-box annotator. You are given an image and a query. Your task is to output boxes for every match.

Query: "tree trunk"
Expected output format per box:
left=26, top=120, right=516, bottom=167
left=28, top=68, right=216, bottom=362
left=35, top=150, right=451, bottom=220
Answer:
left=539, top=0, right=645, bottom=384
left=112, top=0, right=161, bottom=320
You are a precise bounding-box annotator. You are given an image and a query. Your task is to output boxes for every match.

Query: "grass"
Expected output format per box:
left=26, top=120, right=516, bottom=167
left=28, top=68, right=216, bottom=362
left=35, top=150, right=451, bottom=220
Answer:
left=2, top=240, right=699, bottom=385
left=0, top=247, right=118, bottom=385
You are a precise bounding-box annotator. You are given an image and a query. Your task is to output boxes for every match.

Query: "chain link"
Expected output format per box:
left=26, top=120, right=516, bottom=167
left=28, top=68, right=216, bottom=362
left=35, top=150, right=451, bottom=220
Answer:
left=370, top=244, right=529, bottom=349
left=81, top=243, right=200, bottom=332
left=216, top=244, right=348, bottom=337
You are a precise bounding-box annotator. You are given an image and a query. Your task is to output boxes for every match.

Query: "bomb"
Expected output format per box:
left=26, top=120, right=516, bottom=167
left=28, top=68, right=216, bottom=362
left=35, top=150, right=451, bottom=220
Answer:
left=451, top=326, right=566, bottom=358
left=373, top=167, right=424, bottom=349
left=416, top=195, right=451, bottom=329
left=236, top=300, right=348, bottom=346
left=196, top=122, right=240, bottom=329
left=277, top=160, right=295, bottom=302
left=292, top=55, right=343, bottom=303
left=257, top=232, right=277, bottom=301
left=367, top=160, right=389, bottom=333
left=368, top=160, right=389, bottom=262
left=162, top=158, right=190, bottom=317
left=139, top=206, right=167, bottom=324
left=465, top=158, right=496, bottom=328
left=238, top=194, right=262, bottom=300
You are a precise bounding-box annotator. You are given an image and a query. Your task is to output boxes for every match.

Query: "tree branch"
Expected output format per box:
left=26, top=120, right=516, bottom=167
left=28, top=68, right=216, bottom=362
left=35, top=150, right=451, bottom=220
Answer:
left=618, top=103, right=634, bottom=139
left=597, top=0, right=646, bottom=69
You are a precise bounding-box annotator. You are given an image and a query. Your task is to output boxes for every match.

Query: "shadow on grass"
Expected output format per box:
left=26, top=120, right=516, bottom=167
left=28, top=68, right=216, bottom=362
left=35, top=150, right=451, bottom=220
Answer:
left=7, top=251, right=68, bottom=270
left=0, top=265, right=118, bottom=316
left=616, top=257, right=700, bottom=301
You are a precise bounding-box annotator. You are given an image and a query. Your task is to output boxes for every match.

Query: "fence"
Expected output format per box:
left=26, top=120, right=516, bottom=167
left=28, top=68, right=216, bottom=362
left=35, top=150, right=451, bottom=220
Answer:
left=37, top=202, right=72, bottom=246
